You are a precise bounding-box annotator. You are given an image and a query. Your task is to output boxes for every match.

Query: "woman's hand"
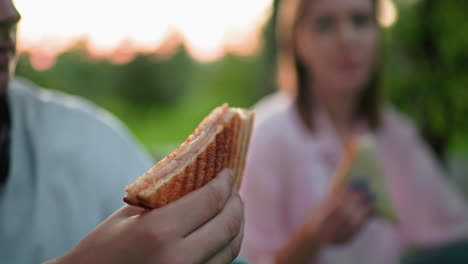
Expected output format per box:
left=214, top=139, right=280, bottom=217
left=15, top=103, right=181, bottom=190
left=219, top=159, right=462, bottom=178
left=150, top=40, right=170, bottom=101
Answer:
left=306, top=180, right=375, bottom=245
left=275, top=180, right=374, bottom=264
left=46, top=169, right=243, bottom=264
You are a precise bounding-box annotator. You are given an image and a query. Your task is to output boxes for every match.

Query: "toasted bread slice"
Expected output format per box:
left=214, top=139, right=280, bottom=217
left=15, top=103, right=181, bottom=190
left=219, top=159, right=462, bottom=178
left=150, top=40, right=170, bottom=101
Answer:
left=124, top=104, right=255, bottom=209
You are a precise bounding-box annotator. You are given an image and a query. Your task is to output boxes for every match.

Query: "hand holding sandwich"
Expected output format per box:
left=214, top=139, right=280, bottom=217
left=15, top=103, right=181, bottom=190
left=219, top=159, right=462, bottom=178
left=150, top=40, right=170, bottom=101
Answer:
left=46, top=169, right=244, bottom=264
left=45, top=104, right=254, bottom=264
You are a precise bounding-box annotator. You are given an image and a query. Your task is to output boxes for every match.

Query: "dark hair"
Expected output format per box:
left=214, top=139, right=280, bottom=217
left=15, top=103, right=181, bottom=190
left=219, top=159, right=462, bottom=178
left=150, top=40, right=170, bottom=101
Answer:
left=276, top=0, right=382, bottom=132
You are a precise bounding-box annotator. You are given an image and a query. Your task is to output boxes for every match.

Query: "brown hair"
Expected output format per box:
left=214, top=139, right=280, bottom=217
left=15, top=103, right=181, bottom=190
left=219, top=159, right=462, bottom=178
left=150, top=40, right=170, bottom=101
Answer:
left=276, top=0, right=382, bottom=132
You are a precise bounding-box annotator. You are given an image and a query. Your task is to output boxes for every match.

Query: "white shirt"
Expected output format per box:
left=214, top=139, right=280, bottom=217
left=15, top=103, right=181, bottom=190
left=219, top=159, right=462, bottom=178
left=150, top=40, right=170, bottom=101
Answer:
left=0, top=79, right=153, bottom=263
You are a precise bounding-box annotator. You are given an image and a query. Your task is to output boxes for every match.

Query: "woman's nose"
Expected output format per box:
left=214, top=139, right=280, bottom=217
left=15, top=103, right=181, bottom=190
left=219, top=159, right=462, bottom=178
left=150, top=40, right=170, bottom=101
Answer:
left=336, top=23, right=357, bottom=48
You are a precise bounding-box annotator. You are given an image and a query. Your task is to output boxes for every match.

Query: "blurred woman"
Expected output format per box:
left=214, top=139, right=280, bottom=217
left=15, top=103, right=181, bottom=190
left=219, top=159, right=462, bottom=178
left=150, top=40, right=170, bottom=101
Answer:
left=240, top=0, right=468, bottom=263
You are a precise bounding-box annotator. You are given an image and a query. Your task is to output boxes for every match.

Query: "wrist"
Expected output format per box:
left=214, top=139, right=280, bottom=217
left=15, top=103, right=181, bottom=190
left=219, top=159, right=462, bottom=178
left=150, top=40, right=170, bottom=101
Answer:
left=303, top=215, right=328, bottom=248
left=304, top=226, right=324, bottom=253
left=275, top=221, right=323, bottom=264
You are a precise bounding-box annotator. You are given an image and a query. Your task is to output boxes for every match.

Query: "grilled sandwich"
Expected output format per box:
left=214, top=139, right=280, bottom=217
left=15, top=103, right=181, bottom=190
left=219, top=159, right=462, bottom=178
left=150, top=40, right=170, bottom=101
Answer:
left=124, top=104, right=255, bottom=209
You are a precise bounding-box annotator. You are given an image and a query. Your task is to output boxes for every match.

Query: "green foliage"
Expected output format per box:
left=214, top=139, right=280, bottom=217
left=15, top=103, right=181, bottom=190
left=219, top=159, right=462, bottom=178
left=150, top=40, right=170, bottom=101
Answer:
left=114, top=47, right=194, bottom=105
left=14, top=0, right=468, bottom=159
left=15, top=45, right=265, bottom=156
left=183, top=54, right=261, bottom=108
left=384, top=0, right=468, bottom=159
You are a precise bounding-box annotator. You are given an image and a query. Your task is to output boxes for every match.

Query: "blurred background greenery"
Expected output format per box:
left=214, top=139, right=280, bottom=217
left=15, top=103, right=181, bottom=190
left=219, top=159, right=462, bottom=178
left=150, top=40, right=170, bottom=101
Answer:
left=15, top=0, right=468, bottom=172
left=16, top=46, right=263, bottom=158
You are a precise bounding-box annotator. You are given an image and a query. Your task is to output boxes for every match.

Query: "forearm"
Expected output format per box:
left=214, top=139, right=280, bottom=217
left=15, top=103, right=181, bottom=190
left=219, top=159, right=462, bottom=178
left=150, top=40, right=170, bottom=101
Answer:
left=275, top=225, right=321, bottom=264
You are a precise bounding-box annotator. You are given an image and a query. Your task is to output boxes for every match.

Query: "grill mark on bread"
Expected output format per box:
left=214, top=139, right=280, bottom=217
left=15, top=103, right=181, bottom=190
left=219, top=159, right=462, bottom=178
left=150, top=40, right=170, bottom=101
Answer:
left=234, top=117, right=242, bottom=179
left=179, top=161, right=194, bottom=200
left=229, top=122, right=235, bottom=169
left=205, top=139, right=216, bottom=186
left=230, top=115, right=241, bottom=170
left=188, top=159, right=196, bottom=193
left=222, top=125, right=232, bottom=170
left=165, top=179, right=176, bottom=205
left=232, top=115, right=243, bottom=176
left=195, top=149, right=206, bottom=190
left=179, top=164, right=189, bottom=198
left=169, top=167, right=184, bottom=203
left=215, top=127, right=225, bottom=176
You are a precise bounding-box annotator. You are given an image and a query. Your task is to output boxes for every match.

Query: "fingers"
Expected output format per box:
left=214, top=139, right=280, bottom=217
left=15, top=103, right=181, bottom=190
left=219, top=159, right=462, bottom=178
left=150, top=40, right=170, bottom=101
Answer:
left=307, top=188, right=350, bottom=244
left=332, top=189, right=373, bottom=244
left=348, top=203, right=373, bottom=231
left=204, top=227, right=244, bottom=264
left=347, top=190, right=374, bottom=232
left=143, top=168, right=235, bottom=237
left=180, top=192, right=244, bottom=263
left=344, top=188, right=367, bottom=218
left=316, top=186, right=373, bottom=244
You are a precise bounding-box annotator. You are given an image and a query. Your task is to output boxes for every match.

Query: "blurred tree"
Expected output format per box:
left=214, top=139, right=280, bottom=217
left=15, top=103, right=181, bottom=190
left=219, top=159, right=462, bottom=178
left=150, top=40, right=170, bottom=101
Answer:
left=15, top=53, right=47, bottom=86
left=185, top=54, right=261, bottom=109
left=16, top=47, right=120, bottom=102
left=115, top=45, right=194, bottom=106
left=259, top=0, right=280, bottom=97
left=387, top=0, right=468, bottom=163
left=15, top=43, right=264, bottom=148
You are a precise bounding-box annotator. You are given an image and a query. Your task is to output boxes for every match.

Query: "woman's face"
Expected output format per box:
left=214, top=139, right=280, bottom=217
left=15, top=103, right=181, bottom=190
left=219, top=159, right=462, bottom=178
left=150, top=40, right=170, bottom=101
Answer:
left=295, top=0, right=378, bottom=99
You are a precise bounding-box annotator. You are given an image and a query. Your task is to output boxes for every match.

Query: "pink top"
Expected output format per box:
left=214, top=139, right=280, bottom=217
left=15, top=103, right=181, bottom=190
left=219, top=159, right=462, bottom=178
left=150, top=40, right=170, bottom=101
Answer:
left=240, top=93, right=468, bottom=264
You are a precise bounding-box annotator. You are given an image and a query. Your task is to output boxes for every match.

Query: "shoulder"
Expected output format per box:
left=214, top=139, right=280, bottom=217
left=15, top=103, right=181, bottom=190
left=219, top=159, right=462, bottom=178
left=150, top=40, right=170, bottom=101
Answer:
left=9, top=78, right=148, bottom=154
left=250, top=93, right=297, bottom=150
left=253, top=91, right=292, bottom=123
left=9, top=78, right=152, bottom=178
left=9, top=79, right=153, bottom=220
left=379, top=104, right=421, bottom=142
left=247, top=93, right=317, bottom=171
left=10, top=78, right=128, bottom=138
left=377, top=104, right=438, bottom=167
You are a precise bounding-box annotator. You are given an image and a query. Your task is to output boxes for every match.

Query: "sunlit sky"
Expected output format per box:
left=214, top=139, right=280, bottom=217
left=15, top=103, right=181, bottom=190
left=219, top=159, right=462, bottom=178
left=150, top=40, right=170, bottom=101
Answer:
left=14, top=0, right=397, bottom=68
